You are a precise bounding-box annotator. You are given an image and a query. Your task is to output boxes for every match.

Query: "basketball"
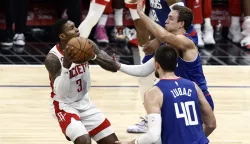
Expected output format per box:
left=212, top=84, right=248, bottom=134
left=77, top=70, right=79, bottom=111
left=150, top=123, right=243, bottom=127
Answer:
left=66, top=37, right=95, bottom=64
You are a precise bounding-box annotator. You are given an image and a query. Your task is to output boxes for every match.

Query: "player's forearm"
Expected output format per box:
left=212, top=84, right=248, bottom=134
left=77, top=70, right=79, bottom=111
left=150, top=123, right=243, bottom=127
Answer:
left=93, top=50, right=118, bottom=72
left=119, top=58, right=154, bottom=77
left=203, top=124, right=216, bottom=137
left=53, top=67, right=71, bottom=98
left=137, top=11, right=171, bottom=43
left=201, top=105, right=217, bottom=137
left=133, top=19, right=150, bottom=46
left=135, top=114, right=162, bottom=144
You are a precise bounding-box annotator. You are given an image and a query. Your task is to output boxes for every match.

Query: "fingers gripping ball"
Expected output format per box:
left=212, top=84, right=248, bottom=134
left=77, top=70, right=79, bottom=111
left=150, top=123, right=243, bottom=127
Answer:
left=66, top=37, right=95, bottom=64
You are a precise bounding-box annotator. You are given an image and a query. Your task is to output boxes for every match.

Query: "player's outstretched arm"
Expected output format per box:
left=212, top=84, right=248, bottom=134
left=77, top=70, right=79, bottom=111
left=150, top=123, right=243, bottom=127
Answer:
left=194, top=83, right=216, bottom=137
left=119, top=57, right=154, bottom=77
left=44, top=49, right=73, bottom=98
left=115, top=86, right=162, bottom=144
left=89, top=40, right=119, bottom=72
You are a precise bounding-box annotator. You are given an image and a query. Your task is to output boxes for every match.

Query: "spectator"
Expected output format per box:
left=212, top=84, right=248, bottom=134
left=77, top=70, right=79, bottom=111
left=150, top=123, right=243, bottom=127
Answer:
left=57, top=0, right=81, bottom=28
left=186, top=0, right=215, bottom=48
left=95, top=1, right=113, bottom=44
left=227, top=0, right=243, bottom=44
left=1, top=0, right=28, bottom=49
left=113, top=0, right=126, bottom=40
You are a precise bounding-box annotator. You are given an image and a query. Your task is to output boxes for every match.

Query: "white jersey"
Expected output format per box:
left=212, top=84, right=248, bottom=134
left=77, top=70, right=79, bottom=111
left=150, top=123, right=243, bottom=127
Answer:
left=49, top=44, right=91, bottom=107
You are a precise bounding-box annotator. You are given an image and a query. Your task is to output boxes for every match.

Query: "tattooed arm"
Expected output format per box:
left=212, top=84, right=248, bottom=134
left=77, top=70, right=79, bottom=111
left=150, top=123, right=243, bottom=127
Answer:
left=89, top=40, right=119, bottom=72
left=44, top=53, right=62, bottom=83
left=44, top=51, right=72, bottom=98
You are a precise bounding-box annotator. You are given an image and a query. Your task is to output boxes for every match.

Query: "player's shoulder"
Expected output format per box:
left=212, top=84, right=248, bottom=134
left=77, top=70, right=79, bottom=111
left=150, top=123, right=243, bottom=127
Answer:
left=44, top=45, right=61, bottom=70
left=145, top=86, right=163, bottom=100
left=179, top=78, right=196, bottom=86
left=45, top=45, right=60, bottom=61
left=176, top=34, right=196, bottom=49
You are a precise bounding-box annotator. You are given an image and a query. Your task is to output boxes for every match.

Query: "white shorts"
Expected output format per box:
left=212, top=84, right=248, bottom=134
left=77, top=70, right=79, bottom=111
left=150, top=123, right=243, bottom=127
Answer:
left=50, top=99, right=114, bottom=142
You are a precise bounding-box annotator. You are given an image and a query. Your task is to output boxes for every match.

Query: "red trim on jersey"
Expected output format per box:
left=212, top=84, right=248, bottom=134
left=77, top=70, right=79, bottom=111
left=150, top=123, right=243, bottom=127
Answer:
left=53, top=101, right=81, bottom=135
left=205, top=93, right=211, bottom=96
left=56, top=44, right=64, bottom=56
left=49, top=74, right=56, bottom=98
left=88, top=118, right=111, bottom=136
left=188, top=30, right=197, bottom=37
left=161, top=77, right=181, bottom=80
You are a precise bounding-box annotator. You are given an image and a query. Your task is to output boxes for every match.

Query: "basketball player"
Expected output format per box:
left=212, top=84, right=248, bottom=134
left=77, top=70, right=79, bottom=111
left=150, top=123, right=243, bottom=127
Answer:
left=116, top=45, right=216, bottom=144
left=125, top=0, right=199, bottom=133
left=117, top=4, right=214, bottom=133
left=44, top=19, right=119, bottom=144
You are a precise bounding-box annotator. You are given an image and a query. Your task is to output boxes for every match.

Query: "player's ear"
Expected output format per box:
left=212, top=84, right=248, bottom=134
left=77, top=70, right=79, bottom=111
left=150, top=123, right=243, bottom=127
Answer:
left=59, top=33, right=66, bottom=40
left=179, top=21, right=185, bottom=29
left=155, top=61, right=160, bottom=70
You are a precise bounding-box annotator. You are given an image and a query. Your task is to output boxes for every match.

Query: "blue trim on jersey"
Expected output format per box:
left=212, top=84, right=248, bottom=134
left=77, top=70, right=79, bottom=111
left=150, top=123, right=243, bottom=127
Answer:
left=142, top=53, right=155, bottom=64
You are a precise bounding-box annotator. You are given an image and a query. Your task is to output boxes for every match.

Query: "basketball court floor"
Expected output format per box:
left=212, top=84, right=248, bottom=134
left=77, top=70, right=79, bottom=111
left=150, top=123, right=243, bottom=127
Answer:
left=0, top=65, right=250, bottom=144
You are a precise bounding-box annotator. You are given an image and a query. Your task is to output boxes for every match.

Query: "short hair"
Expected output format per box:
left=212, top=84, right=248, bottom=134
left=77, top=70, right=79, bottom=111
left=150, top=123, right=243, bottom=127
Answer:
left=154, top=45, right=178, bottom=72
left=52, top=19, right=68, bottom=41
left=172, top=5, right=193, bottom=31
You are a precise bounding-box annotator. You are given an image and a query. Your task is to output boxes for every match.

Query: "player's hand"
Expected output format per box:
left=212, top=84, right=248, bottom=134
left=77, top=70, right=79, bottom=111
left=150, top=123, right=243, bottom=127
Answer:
left=63, top=45, right=75, bottom=69
left=112, top=53, right=121, bottom=70
left=136, top=0, right=144, bottom=14
left=143, top=39, right=161, bottom=55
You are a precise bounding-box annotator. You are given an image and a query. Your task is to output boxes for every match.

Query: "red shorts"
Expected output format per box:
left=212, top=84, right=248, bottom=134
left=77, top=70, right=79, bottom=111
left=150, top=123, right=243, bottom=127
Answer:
left=52, top=100, right=114, bottom=142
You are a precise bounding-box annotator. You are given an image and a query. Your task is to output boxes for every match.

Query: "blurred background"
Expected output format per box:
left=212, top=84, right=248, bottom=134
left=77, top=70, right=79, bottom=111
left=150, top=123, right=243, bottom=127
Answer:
left=0, top=0, right=249, bottom=65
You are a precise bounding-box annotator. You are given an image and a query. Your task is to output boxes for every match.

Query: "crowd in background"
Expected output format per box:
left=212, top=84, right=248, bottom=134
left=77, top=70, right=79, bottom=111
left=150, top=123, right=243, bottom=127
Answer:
left=0, top=0, right=249, bottom=50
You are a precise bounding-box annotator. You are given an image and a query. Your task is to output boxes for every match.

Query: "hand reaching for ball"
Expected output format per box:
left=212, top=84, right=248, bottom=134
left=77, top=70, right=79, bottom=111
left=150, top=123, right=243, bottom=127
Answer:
left=62, top=45, right=75, bottom=69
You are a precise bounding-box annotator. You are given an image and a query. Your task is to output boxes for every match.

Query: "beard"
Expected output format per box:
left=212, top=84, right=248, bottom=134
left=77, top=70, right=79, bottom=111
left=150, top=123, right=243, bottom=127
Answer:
left=155, top=71, right=159, bottom=78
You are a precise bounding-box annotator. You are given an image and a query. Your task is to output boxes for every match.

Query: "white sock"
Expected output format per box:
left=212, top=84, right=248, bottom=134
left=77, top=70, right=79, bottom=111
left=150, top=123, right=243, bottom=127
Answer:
left=98, top=14, right=108, bottom=26
left=114, top=8, right=123, bottom=26
left=231, top=16, right=240, bottom=27
left=129, top=8, right=140, bottom=20
left=194, top=24, right=201, bottom=31
left=245, top=16, right=250, bottom=21
left=204, top=18, right=212, bottom=27
left=78, top=2, right=106, bottom=38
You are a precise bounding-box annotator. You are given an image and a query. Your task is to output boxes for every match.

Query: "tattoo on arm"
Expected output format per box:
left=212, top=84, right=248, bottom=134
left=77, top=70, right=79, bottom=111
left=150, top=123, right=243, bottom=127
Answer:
left=89, top=39, right=100, bottom=55
left=44, top=53, right=62, bottom=83
left=89, top=40, right=118, bottom=72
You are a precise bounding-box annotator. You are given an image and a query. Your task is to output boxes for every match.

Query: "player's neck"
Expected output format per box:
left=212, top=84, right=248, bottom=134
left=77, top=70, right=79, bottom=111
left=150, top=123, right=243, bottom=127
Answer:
left=174, top=29, right=186, bottom=35
left=159, top=72, right=178, bottom=79
left=58, top=41, right=67, bottom=51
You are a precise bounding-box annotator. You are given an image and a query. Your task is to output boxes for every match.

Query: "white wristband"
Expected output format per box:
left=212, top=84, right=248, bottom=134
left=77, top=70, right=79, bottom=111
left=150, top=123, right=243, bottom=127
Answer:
left=91, top=54, right=97, bottom=60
